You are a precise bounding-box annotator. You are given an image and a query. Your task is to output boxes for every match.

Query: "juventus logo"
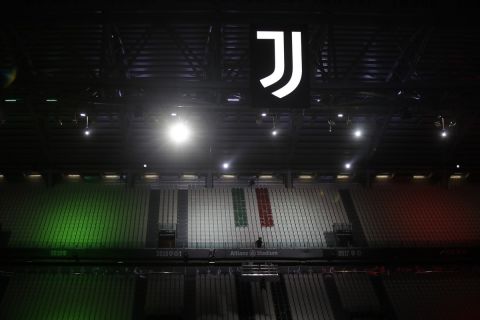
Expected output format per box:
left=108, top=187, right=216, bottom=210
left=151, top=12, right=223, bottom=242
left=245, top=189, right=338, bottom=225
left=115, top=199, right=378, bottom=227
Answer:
left=256, top=31, right=303, bottom=98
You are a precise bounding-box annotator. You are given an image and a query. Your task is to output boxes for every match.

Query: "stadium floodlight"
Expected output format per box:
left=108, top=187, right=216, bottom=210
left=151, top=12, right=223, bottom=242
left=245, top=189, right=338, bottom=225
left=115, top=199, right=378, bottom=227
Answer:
left=222, top=162, right=230, bottom=169
left=168, top=122, right=191, bottom=144
left=354, top=129, right=362, bottom=138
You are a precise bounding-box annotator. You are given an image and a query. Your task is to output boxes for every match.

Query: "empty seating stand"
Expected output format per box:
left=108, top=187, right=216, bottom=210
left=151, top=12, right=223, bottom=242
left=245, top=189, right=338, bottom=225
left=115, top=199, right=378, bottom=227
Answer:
left=350, top=185, right=480, bottom=247
left=284, top=273, right=335, bottom=320
left=0, top=273, right=135, bottom=319
left=383, top=272, right=480, bottom=320
left=0, top=182, right=150, bottom=249
left=196, top=273, right=239, bottom=319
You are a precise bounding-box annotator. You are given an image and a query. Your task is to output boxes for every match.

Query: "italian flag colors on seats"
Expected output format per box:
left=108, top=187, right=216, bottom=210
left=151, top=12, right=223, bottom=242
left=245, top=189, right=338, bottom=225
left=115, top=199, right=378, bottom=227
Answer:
left=255, top=188, right=274, bottom=227
left=231, top=188, right=248, bottom=227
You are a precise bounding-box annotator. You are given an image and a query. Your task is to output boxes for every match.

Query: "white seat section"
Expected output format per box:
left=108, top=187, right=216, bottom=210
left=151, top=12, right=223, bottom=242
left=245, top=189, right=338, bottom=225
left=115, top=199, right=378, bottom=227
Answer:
left=185, top=186, right=350, bottom=248
left=196, top=273, right=239, bottom=320
left=284, top=273, right=335, bottom=320
left=145, top=274, right=184, bottom=317
left=333, top=272, right=381, bottom=314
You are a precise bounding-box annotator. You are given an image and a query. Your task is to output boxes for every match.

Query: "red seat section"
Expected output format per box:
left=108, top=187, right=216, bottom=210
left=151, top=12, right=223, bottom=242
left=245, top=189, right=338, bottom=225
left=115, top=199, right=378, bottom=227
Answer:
left=255, top=188, right=274, bottom=227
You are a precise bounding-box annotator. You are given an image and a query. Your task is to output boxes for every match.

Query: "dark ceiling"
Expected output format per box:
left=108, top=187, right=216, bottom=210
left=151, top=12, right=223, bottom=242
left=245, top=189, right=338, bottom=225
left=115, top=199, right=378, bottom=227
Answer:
left=0, top=0, right=479, bottom=176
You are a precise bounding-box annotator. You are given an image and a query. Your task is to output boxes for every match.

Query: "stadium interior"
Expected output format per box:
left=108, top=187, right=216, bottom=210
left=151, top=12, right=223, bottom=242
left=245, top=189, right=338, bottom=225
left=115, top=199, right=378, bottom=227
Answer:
left=1, top=1, right=480, bottom=319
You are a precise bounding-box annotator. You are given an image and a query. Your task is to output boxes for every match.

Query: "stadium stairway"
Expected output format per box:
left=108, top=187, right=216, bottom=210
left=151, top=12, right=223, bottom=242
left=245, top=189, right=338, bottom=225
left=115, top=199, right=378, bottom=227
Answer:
left=176, top=190, right=189, bottom=248
left=184, top=273, right=196, bottom=319
left=369, top=275, right=398, bottom=320
left=271, top=277, right=293, bottom=320
left=131, top=276, right=148, bottom=319
left=322, top=274, right=348, bottom=320
left=338, top=189, right=368, bottom=247
left=236, top=276, right=255, bottom=320
left=146, top=189, right=161, bottom=248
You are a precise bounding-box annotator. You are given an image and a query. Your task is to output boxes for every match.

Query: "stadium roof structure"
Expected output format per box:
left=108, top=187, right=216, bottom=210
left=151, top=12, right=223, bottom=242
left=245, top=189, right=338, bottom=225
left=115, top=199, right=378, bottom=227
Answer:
left=0, top=0, right=479, bottom=177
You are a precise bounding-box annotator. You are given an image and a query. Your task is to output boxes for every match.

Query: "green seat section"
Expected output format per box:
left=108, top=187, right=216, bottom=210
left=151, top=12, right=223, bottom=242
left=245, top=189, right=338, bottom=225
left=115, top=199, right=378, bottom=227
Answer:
left=232, top=188, right=248, bottom=227
left=0, top=182, right=149, bottom=249
left=0, top=273, right=135, bottom=319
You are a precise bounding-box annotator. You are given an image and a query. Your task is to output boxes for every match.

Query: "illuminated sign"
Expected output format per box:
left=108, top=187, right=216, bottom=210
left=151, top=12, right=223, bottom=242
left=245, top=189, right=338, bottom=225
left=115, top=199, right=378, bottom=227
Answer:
left=251, top=26, right=309, bottom=108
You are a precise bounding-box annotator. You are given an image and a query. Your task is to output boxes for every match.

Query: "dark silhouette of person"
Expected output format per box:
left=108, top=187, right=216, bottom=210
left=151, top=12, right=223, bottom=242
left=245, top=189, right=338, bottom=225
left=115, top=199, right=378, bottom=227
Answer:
left=255, top=237, right=263, bottom=248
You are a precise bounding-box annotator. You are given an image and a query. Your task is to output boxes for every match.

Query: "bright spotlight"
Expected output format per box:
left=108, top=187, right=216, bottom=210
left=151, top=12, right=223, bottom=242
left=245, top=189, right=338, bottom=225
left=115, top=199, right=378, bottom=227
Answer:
left=80, top=113, right=86, bottom=117
left=345, top=163, right=351, bottom=169
left=337, top=113, right=344, bottom=118
left=171, top=113, right=177, bottom=117
left=143, top=164, right=147, bottom=168
left=456, top=164, right=460, bottom=169
left=441, top=130, right=447, bottom=138
left=261, top=113, right=267, bottom=117
left=84, top=129, right=90, bottom=136
left=222, top=162, right=229, bottom=169
left=354, top=129, right=362, bottom=138
left=272, top=130, right=278, bottom=136
left=168, top=122, right=191, bottom=144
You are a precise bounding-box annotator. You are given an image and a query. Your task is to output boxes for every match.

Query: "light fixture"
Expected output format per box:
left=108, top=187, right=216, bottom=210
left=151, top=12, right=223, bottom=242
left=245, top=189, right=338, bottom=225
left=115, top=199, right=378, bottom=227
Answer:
left=171, top=113, right=177, bottom=117
left=376, top=174, right=391, bottom=179
left=227, top=97, right=240, bottom=102
left=45, top=98, right=58, bottom=102
left=337, top=174, right=351, bottom=180
left=182, top=174, right=198, bottom=179
left=144, top=174, right=159, bottom=179
left=354, top=129, right=362, bottom=138
left=441, top=130, right=447, bottom=138
left=221, top=174, right=236, bottom=179
left=298, top=175, right=313, bottom=179
left=337, top=113, right=343, bottom=118
left=104, top=174, right=120, bottom=179
left=80, top=113, right=86, bottom=117
left=4, top=99, right=17, bottom=102
left=272, top=130, right=278, bottom=136
left=222, top=162, right=230, bottom=169
left=168, top=122, right=191, bottom=144
left=143, top=164, right=147, bottom=168
left=413, top=175, right=427, bottom=179
left=27, top=173, right=42, bottom=178
left=345, top=163, right=351, bottom=169
left=259, top=175, right=273, bottom=179
left=456, top=164, right=460, bottom=169
left=261, top=113, right=267, bottom=117
left=66, top=174, right=81, bottom=178
left=84, top=129, right=90, bottom=136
